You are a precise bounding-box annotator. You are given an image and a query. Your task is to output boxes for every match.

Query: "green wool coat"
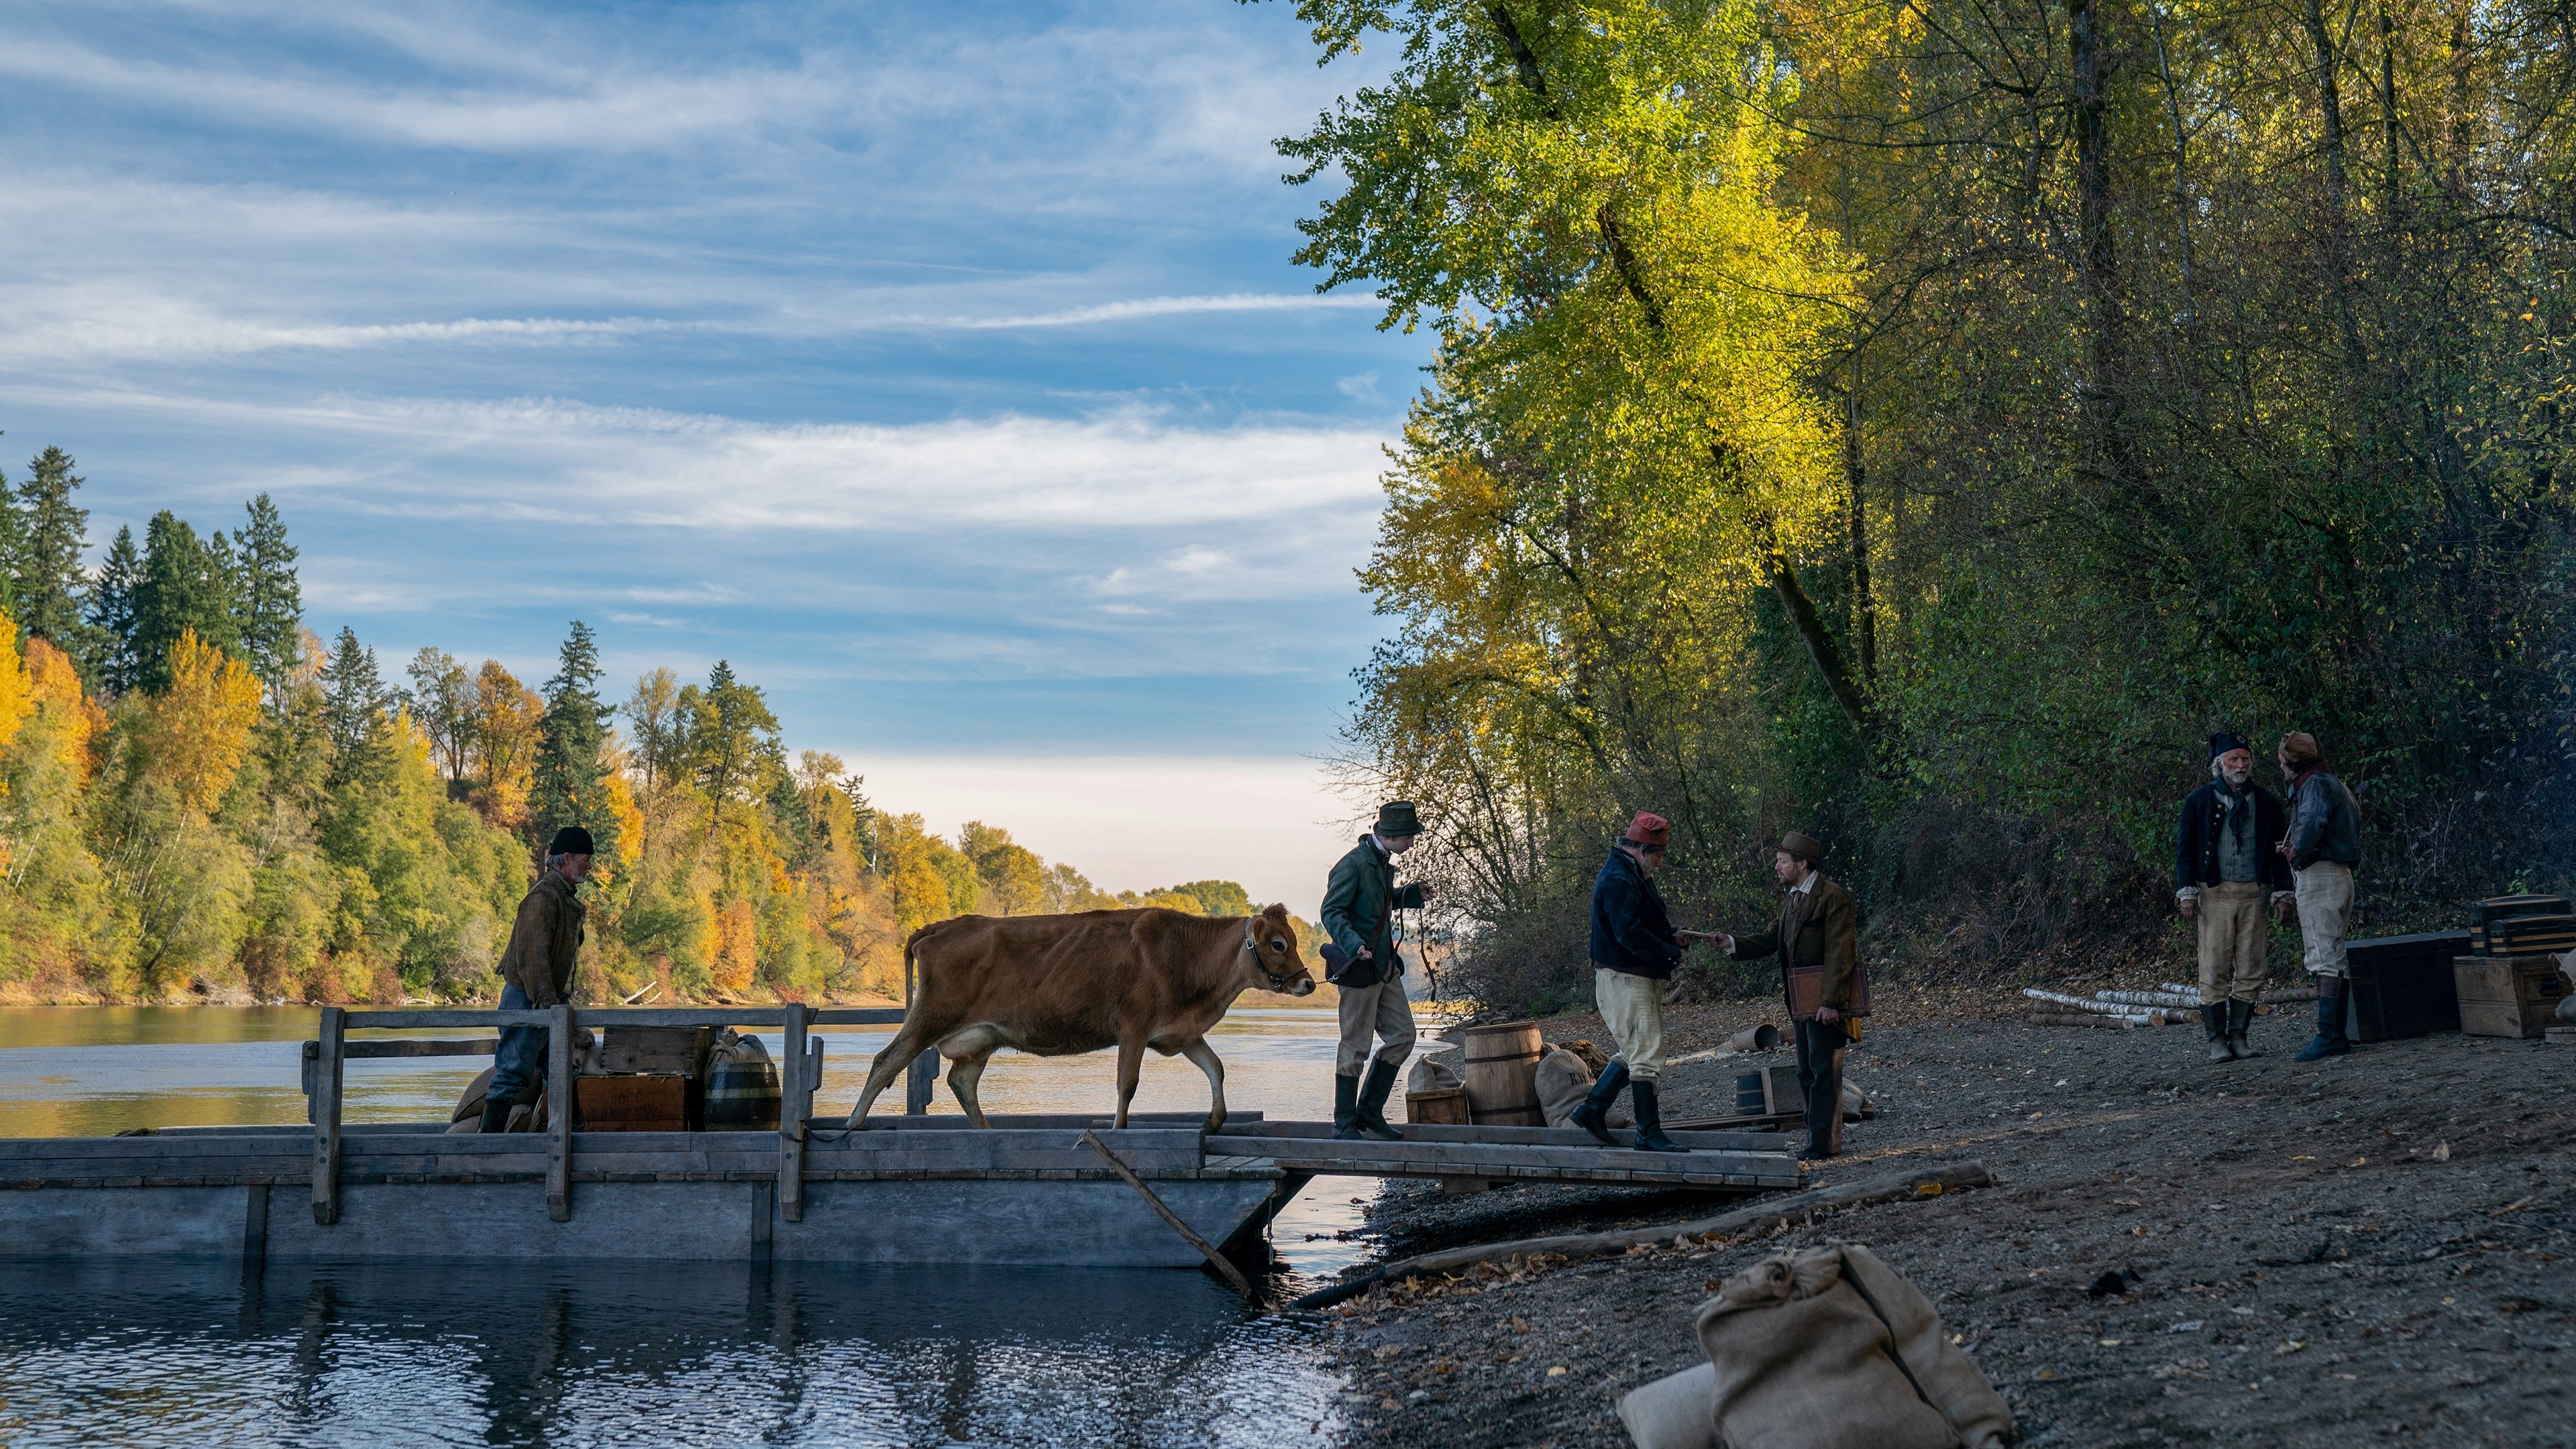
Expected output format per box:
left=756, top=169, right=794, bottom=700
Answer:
left=1320, top=835, right=1428, bottom=962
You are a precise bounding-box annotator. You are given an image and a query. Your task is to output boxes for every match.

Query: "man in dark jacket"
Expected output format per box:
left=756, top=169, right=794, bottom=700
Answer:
left=1320, top=802, right=1435, bottom=1140
left=1568, top=812, right=1700, bottom=1153
left=481, top=826, right=593, bottom=1133
left=2174, top=731, right=2296, bottom=1061
left=2277, top=732, right=2364, bottom=1061
left=1713, top=831, right=1862, bottom=1160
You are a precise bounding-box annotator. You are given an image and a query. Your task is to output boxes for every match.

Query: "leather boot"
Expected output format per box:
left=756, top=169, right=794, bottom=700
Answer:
left=479, top=1098, right=515, bottom=1134
left=1569, top=1060, right=1629, bottom=1146
left=1631, top=1079, right=1688, bottom=1153
left=2200, top=1002, right=2235, bottom=1062
left=1332, top=1073, right=1364, bottom=1140
left=1354, top=1058, right=1405, bottom=1141
left=2293, top=977, right=2352, bottom=1061
left=2227, top=998, right=2261, bottom=1059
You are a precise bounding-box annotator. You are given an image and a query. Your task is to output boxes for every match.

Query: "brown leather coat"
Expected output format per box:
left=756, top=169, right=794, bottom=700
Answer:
left=498, top=868, right=586, bottom=1008
left=1729, top=873, right=1861, bottom=1018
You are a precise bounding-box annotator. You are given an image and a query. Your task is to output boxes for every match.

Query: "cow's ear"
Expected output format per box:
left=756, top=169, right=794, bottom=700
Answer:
left=1263, top=902, right=1289, bottom=920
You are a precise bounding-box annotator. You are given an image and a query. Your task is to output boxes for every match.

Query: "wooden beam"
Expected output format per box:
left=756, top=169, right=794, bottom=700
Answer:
left=546, top=1004, right=572, bottom=1222
left=311, top=1007, right=343, bottom=1226
left=778, top=1003, right=810, bottom=1224
left=306, top=1038, right=499, bottom=1059
left=1076, top=1130, right=1257, bottom=1301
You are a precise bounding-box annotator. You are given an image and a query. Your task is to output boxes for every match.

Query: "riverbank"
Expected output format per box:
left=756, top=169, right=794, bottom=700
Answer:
left=1324, top=994, right=2576, bottom=1447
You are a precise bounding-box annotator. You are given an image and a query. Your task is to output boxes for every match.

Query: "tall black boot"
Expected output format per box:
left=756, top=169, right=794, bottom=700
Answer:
left=2294, top=976, right=2351, bottom=1061
left=1631, top=1079, right=1688, bottom=1153
left=1332, top=1073, right=1364, bottom=1140
left=479, top=1097, right=515, bottom=1134
left=2200, top=1002, right=2234, bottom=1062
left=2226, top=998, right=2261, bottom=1059
left=1569, top=1060, right=1629, bottom=1146
left=1354, top=1058, right=1405, bottom=1141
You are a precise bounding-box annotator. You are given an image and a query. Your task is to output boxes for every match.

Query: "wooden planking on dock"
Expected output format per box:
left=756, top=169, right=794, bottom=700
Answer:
left=1203, top=1132, right=1801, bottom=1189
left=1214, top=1120, right=1796, bottom=1154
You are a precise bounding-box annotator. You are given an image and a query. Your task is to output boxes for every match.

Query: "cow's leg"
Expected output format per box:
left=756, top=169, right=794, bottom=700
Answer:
left=1179, top=1037, right=1227, bottom=1134
left=938, top=1027, right=1007, bottom=1129
left=1110, top=1035, right=1148, bottom=1129
left=851, top=1025, right=933, bottom=1124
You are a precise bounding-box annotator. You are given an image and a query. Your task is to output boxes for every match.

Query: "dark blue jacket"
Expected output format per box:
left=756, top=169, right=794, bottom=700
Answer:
left=2174, top=780, right=2293, bottom=892
left=1589, top=847, right=1683, bottom=980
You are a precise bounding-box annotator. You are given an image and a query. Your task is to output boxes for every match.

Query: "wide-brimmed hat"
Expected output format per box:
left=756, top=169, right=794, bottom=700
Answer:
left=1622, top=812, right=1670, bottom=849
left=1774, top=830, right=1823, bottom=865
left=1373, top=801, right=1424, bottom=837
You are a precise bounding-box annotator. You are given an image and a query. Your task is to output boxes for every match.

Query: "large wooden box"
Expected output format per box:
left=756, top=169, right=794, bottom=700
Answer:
left=1405, top=1086, right=1470, bottom=1126
left=2454, top=955, right=2573, bottom=1039
left=2348, top=931, right=2470, bottom=1041
left=576, top=1074, right=690, bottom=1131
left=600, top=1026, right=713, bottom=1077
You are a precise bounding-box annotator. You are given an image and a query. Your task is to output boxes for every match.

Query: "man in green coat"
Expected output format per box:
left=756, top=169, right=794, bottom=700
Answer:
left=1711, top=831, right=1864, bottom=1159
left=480, top=826, right=593, bottom=1133
left=1320, top=801, right=1436, bottom=1141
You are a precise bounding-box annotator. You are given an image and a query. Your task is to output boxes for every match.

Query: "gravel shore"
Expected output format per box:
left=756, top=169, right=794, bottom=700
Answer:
left=1319, top=991, right=2576, bottom=1447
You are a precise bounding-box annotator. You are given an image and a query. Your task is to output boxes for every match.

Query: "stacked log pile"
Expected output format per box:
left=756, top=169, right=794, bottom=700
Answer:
left=2020, top=981, right=2318, bottom=1030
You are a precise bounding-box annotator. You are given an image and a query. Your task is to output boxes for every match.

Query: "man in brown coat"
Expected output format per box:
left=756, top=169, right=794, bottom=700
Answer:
left=1711, top=831, right=1863, bottom=1159
left=480, top=826, right=594, bottom=1133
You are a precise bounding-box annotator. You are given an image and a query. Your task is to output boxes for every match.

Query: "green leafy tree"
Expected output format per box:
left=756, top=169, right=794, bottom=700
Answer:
left=230, top=494, right=302, bottom=702
left=11, top=447, right=93, bottom=651
left=84, top=525, right=144, bottom=695
left=403, top=647, right=472, bottom=782
left=686, top=659, right=782, bottom=814
left=132, top=512, right=241, bottom=692
left=623, top=667, right=682, bottom=791
left=319, top=626, right=388, bottom=771
left=529, top=619, right=621, bottom=867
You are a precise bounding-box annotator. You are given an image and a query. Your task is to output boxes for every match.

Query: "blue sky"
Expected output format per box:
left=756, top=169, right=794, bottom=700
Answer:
left=0, top=0, right=1429, bottom=908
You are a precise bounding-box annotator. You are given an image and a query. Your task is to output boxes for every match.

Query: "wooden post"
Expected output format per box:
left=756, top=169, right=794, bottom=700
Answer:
left=778, top=1004, right=810, bottom=1224
left=547, top=1004, right=572, bottom=1223
left=905, top=1049, right=935, bottom=1115
left=311, top=1008, right=344, bottom=1225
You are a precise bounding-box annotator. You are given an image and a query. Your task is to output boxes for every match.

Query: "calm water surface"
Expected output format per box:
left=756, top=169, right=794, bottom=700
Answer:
left=0, top=1006, right=1417, bottom=1447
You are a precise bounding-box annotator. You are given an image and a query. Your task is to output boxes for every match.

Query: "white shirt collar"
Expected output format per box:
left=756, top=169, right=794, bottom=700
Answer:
left=1790, top=872, right=1817, bottom=896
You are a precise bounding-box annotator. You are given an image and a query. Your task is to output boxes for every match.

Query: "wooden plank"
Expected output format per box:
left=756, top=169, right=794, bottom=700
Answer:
left=341, top=1006, right=906, bottom=1031
left=311, top=1007, right=343, bottom=1226
left=837, top=1111, right=1262, bottom=1131
left=1217, top=1120, right=1793, bottom=1152
left=241, top=1182, right=269, bottom=1272
left=810, top=1008, right=906, bottom=1026
left=1076, top=1130, right=1255, bottom=1300
left=343, top=1010, right=557, bottom=1028
left=337, top=1038, right=498, bottom=1059
left=2, top=1155, right=315, bottom=1183
left=778, top=1004, right=810, bottom=1224
left=2, top=1135, right=371, bottom=1160
left=1205, top=1134, right=1793, bottom=1176
left=547, top=1003, right=572, bottom=1222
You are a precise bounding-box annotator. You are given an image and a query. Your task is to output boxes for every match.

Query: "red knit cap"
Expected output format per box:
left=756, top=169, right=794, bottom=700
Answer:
left=1623, top=812, right=1670, bottom=848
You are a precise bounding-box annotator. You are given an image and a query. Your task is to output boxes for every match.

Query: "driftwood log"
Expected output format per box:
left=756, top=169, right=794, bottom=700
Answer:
left=1286, top=1160, right=1993, bottom=1311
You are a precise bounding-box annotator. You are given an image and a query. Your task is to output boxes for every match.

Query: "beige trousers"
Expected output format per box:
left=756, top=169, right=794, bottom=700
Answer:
left=1336, top=971, right=1415, bottom=1076
left=1595, top=968, right=1668, bottom=1081
left=2295, top=862, right=2355, bottom=977
left=2194, top=881, right=2270, bottom=1004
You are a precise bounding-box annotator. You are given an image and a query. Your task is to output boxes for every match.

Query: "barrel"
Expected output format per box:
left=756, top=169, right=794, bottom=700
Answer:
left=1458, top=1020, right=1544, bottom=1127
left=704, top=1057, right=781, bottom=1131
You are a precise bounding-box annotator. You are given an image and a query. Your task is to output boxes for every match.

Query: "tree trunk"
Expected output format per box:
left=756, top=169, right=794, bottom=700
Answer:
left=2304, top=0, right=2367, bottom=375
left=2068, top=0, right=2126, bottom=469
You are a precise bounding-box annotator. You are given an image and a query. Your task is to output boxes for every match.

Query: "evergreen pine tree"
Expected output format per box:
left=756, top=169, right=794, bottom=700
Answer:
left=231, top=494, right=303, bottom=702
left=0, top=453, right=21, bottom=625
left=132, top=511, right=242, bottom=691
left=320, top=625, right=388, bottom=769
left=529, top=619, right=621, bottom=865
left=13, top=446, right=91, bottom=647
left=85, top=524, right=145, bottom=694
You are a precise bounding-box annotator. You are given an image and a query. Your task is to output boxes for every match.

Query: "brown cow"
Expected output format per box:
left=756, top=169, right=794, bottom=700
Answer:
left=847, top=904, right=1315, bottom=1130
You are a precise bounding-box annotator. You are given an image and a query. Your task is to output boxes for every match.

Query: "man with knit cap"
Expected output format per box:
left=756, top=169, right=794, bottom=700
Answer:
left=2277, top=732, right=2364, bottom=1061
left=1569, top=812, right=1700, bottom=1153
left=480, top=826, right=594, bottom=1133
left=1711, top=831, right=1863, bottom=1160
left=1320, top=802, right=1436, bottom=1141
left=2174, top=731, right=2295, bottom=1061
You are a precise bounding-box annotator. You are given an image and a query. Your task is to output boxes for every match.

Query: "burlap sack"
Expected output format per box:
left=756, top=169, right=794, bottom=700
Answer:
left=1536, top=1046, right=1630, bottom=1129
left=1407, top=1048, right=1463, bottom=1096
left=1615, top=1362, right=1719, bottom=1449
left=1692, top=1244, right=2012, bottom=1449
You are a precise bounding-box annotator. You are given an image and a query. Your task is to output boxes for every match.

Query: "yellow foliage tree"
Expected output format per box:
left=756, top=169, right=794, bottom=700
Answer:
left=142, top=629, right=264, bottom=814
left=0, top=614, right=32, bottom=784
left=712, top=898, right=758, bottom=994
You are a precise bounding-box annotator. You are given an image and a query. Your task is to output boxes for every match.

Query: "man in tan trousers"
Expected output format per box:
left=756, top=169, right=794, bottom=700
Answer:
left=2173, top=732, right=2295, bottom=1061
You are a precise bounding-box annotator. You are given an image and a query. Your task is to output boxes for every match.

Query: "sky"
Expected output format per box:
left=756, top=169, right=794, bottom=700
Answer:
left=0, top=0, right=1432, bottom=913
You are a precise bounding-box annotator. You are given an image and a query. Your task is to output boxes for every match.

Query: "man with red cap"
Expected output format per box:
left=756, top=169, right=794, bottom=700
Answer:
left=1711, top=831, right=1864, bottom=1159
left=1568, top=811, right=1701, bottom=1152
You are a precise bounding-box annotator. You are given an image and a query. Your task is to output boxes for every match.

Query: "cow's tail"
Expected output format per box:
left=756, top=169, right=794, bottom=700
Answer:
left=900, top=924, right=927, bottom=1013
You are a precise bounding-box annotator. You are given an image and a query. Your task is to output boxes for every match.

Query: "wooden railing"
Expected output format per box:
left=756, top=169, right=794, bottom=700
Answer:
left=305, top=1004, right=919, bottom=1229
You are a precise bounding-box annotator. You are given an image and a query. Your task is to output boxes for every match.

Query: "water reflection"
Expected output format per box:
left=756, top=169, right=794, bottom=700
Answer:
left=0, top=1258, right=1344, bottom=1448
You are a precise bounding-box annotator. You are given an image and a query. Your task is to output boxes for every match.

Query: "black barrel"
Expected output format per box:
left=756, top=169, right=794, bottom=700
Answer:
left=704, top=1057, right=781, bottom=1131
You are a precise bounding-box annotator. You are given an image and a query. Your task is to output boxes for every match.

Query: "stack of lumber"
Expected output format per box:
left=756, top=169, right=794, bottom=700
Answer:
left=2019, top=980, right=2325, bottom=1030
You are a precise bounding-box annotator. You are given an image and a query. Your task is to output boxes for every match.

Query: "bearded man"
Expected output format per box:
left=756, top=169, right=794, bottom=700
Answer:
left=2174, top=732, right=2295, bottom=1061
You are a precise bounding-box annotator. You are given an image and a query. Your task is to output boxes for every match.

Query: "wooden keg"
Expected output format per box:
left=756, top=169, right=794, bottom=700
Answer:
left=1458, top=1020, right=1545, bottom=1126
left=704, top=1057, right=781, bottom=1131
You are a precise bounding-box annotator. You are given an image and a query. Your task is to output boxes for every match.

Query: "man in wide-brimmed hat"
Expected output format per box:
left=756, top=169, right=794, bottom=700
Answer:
left=1320, top=801, right=1436, bottom=1140
left=1568, top=811, right=1707, bottom=1153
left=480, top=826, right=594, bottom=1133
left=1712, top=831, right=1864, bottom=1160
left=2174, top=731, right=2295, bottom=1062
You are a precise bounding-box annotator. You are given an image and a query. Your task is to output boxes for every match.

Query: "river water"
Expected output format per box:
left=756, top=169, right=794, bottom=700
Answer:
left=0, top=1006, right=1409, bottom=1448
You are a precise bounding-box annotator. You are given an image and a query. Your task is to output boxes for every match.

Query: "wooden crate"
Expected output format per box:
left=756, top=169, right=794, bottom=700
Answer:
left=576, top=1074, right=690, bottom=1131
left=1406, top=1086, right=1470, bottom=1126
left=600, top=1026, right=713, bottom=1077
left=1735, top=1064, right=1799, bottom=1116
left=2454, top=956, right=2573, bottom=1040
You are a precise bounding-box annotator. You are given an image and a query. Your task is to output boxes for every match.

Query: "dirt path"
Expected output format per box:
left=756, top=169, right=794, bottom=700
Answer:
left=1320, top=996, right=2576, bottom=1447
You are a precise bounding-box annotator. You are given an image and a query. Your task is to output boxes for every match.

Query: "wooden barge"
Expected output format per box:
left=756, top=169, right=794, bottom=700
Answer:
left=0, top=1006, right=1801, bottom=1270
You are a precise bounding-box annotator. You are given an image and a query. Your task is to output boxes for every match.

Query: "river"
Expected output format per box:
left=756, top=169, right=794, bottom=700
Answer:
left=0, top=1006, right=1404, bottom=1447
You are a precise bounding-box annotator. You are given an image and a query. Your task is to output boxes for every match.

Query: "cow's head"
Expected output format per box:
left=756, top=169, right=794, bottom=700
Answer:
left=1243, top=904, right=1316, bottom=996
